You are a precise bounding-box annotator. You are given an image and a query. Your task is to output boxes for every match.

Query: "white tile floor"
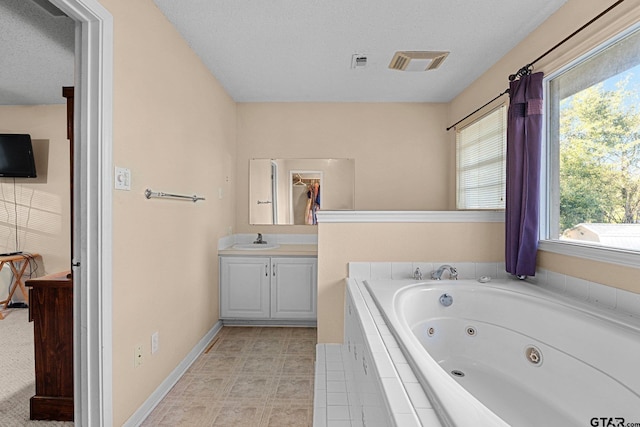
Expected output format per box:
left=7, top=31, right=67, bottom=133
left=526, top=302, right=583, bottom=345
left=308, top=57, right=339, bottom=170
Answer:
left=314, top=344, right=349, bottom=426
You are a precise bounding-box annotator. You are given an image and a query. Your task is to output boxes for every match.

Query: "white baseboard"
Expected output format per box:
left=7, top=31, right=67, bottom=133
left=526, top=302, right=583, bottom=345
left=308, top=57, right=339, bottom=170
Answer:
left=122, top=320, right=224, bottom=427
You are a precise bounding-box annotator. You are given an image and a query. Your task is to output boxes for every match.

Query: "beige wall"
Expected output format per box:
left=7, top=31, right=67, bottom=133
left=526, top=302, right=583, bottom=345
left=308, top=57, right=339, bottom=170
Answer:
left=236, top=103, right=450, bottom=234
left=317, top=221, right=504, bottom=343
left=314, top=0, right=640, bottom=343
left=0, top=105, right=70, bottom=274
left=448, top=0, right=640, bottom=292
left=101, top=0, right=237, bottom=424
left=84, top=0, right=640, bottom=420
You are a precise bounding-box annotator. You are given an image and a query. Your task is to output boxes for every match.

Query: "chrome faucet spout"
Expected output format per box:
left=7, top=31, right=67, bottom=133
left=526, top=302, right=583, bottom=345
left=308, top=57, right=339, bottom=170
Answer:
left=413, top=267, right=423, bottom=280
left=253, top=233, right=266, bottom=244
left=431, top=265, right=458, bottom=280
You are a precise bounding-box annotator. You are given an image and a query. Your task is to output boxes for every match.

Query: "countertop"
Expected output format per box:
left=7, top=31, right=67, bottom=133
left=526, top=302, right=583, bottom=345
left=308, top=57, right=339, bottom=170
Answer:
left=218, top=244, right=317, bottom=257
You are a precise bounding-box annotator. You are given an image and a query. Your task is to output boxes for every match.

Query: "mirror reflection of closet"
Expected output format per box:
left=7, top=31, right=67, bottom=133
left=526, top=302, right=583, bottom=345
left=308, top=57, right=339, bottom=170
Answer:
left=249, top=158, right=355, bottom=225
left=291, top=171, right=322, bottom=225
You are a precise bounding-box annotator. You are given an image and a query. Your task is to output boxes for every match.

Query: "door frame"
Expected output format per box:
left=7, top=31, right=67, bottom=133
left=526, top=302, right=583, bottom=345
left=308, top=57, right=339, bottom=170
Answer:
left=50, top=0, right=113, bottom=425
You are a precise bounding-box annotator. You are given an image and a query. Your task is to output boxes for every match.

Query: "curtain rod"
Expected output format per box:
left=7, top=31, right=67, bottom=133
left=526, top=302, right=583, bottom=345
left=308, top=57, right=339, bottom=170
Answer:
left=446, top=0, right=626, bottom=131
left=446, top=89, right=509, bottom=131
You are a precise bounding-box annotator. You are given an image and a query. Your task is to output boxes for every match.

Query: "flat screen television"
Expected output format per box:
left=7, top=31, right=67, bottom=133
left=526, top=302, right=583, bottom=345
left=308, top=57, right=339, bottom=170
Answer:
left=0, top=134, right=37, bottom=178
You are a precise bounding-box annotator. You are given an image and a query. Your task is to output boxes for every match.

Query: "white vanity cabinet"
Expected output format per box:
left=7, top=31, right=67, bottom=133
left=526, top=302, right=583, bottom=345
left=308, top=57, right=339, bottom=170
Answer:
left=219, top=256, right=271, bottom=319
left=219, top=256, right=317, bottom=323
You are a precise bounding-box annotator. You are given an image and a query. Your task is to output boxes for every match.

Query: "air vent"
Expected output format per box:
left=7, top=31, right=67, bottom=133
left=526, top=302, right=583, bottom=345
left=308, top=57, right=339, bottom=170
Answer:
left=351, top=54, right=368, bottom=69
left=388, top=51, right=449, bottom=72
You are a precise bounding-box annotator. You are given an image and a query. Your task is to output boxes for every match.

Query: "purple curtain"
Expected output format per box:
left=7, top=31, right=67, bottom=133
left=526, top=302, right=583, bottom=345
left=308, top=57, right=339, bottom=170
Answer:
left=505, top=72, right=543, bottom=277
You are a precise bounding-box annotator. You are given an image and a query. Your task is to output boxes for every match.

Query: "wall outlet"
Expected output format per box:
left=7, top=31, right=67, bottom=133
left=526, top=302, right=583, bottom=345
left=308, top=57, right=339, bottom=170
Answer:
left=134, top=344, right=143, bottom=367
left=151, top=332, right=159, bottom=354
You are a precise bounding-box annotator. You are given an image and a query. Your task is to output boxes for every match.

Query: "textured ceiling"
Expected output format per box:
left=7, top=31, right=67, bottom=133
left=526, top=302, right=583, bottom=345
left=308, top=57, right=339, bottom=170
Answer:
left=153, top=0, right=567, bottom=102
left=1, top=0, right=568, bottom=105
left=0, top=0, right=74, bottom=105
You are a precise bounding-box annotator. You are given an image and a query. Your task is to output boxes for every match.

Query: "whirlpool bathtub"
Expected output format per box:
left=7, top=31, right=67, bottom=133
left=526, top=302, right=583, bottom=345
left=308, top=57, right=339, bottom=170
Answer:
left=363, top=279, right=640, bottom=427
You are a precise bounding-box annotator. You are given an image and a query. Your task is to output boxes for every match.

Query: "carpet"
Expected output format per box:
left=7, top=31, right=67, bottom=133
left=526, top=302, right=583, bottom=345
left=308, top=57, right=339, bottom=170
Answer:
left=0, top=308, right=73, bottom=427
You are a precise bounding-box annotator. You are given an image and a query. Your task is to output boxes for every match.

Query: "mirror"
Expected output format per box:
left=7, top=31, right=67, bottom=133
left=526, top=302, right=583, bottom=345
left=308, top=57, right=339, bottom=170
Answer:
left=250, top=158, right=355, bottom=225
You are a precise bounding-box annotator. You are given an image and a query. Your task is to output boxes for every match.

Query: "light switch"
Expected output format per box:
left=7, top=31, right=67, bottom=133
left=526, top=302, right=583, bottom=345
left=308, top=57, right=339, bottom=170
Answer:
left=115, top=166, right=131, bottom=190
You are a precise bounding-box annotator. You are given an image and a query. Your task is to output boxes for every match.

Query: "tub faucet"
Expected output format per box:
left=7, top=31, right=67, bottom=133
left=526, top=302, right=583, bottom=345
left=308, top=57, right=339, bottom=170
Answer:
left=432, top=265, right=458, bottom=280
left=253, top=233, right=266, bottom=244
left=413, top=267, right=423, bottom=280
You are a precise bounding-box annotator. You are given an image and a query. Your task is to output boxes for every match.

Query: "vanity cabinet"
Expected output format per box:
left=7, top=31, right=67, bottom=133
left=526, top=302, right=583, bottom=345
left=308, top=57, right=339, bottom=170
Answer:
left=270, top=257, right=317, bottom=320
left=220, top=257, right=270, bottom=319
left=219, top=256, right=317, bottom=322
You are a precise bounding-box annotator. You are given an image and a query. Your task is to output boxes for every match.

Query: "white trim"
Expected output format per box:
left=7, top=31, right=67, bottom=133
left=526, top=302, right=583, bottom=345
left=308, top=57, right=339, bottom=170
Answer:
left=122, top=322, right=224, bottom=427
left=316, top=210, right=504, bottom=223
left=49, top=0, right=114, bottom=425
left=544, top=22, right=640, bottom=84
left=538, top=240, right=640, bottom=268
left=541, top=22, right=640, bottom=260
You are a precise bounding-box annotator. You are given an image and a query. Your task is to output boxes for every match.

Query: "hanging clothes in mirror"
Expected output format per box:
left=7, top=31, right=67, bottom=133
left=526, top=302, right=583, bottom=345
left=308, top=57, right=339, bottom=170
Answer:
left=305, top=181, right=320, bottom=225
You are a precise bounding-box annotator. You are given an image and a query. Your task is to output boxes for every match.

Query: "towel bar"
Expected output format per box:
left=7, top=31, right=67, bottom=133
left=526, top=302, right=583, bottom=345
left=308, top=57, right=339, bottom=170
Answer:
left=144, top=188, right=205, bottom=203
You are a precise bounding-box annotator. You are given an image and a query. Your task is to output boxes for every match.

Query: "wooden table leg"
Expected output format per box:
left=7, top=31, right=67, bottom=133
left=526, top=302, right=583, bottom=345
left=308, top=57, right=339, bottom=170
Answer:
left=0, top=260, right=6, bottom=318
left=5, top=260, right=31, bottom=308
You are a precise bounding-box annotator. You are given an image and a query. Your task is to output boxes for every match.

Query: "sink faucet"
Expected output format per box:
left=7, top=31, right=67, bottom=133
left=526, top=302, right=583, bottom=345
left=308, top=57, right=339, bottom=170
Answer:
left=432, top=265, right=458, bottom=280
left=253, top=233, right=266, bottom=244
left=413, top=267, right=423, bottom=280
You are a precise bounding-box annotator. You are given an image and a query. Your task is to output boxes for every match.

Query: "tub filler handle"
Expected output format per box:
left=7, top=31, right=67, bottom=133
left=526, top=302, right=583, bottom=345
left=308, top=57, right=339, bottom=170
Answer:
left=439, top=293, right=453, bottom=307
left=432, top=265, right=458, bottom=280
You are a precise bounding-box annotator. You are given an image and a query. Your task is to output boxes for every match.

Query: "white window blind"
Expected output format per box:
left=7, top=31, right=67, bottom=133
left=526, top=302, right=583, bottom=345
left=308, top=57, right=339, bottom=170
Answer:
left=456, top=105, right=506, bottom=210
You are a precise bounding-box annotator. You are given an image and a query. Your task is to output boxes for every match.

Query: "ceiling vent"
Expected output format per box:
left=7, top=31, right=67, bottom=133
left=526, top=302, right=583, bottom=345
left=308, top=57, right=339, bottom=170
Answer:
left=388, top=51, right=449, bottom=72
left=351, top=54, right=368, bottom=69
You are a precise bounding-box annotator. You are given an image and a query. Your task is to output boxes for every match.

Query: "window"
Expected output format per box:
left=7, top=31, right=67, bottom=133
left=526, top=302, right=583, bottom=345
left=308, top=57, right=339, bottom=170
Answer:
left=545, top=26, right=640, bottom=254
left=456, top=105, right=506, bottom=210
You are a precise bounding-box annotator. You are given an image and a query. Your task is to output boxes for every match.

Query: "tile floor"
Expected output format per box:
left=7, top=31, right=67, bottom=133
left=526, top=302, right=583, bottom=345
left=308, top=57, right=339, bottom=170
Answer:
left=141, top=326, right=317, bottom=427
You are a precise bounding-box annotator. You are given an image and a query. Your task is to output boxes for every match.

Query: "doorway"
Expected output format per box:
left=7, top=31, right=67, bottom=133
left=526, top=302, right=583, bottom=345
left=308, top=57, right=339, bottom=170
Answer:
left=49, top=0, right=113, bottom=425
left=290, top=171, right=322, bottom=225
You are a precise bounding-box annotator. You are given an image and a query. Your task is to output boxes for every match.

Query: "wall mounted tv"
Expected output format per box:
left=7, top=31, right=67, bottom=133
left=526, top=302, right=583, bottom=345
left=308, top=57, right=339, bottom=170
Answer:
left=0, top=134, right=37, bottom=178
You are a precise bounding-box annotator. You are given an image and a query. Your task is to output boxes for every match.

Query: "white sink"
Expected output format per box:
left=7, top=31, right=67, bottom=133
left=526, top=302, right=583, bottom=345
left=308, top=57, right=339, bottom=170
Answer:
left=232, top=243, right=280, bottom=250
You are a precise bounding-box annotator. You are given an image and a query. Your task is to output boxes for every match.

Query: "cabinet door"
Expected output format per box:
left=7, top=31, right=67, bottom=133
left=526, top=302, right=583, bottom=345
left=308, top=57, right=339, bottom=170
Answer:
left=220, top=257, right=270, bottom=319
left=270, top=257, right=317, bottom=319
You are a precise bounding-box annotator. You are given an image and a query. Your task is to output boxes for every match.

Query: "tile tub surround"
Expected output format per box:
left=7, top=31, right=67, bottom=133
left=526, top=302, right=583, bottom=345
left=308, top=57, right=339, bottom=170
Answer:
left=142, top=326, right=317, bottom=427
left=314, top=279, right=437, bottom=427
left=348, top=261, right=510, bottom=282
left=531, top=267, right=640, bottom=317
left=313, top=261, right=640, bottom=426
left=349, top=262, right=640, bottom=318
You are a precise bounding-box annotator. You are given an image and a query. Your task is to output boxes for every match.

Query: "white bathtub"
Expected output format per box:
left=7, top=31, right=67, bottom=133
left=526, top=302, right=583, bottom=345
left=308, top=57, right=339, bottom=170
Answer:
left=364, top=278, right=640, bottom=427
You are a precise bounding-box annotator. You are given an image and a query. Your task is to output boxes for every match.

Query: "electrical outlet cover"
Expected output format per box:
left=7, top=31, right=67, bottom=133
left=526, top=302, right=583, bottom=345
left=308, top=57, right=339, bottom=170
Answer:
left=135, top=344, right=143, bottom=367
left=151, top=332, right=159, bottom=354
left=115, top=166, right=131, bottom=191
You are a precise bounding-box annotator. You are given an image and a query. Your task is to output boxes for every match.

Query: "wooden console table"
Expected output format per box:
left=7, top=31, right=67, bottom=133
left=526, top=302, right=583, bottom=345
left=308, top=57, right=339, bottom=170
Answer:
left=26, top=271, right=73, bottom=421
left=0, top=253, right=39, bottom=320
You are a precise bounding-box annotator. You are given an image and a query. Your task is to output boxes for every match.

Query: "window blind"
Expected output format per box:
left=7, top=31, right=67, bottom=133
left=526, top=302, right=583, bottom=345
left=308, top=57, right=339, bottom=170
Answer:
left=456, top=105, right=506, bottom=210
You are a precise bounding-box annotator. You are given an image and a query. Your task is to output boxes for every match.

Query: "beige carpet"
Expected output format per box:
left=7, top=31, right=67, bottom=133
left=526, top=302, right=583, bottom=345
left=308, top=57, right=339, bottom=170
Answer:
left=0, top=308, right=73, bottom=427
